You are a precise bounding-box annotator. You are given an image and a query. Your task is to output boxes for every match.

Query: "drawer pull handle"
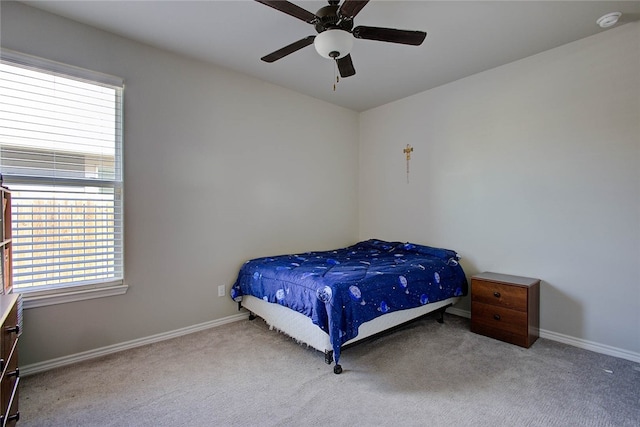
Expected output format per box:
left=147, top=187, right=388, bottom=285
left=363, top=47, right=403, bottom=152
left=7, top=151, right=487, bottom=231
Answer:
left=493, top=314, right=501, bottom=321
left=7, top=412, right=20, bottom=422
left=5, top=325, right=19, bottom=335
left=493, top=292, right=501, bottom=298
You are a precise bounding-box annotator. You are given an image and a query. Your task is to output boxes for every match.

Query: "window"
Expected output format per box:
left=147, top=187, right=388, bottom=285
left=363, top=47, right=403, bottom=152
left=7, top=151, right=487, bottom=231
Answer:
left=0, top=50, right=125, bottom=307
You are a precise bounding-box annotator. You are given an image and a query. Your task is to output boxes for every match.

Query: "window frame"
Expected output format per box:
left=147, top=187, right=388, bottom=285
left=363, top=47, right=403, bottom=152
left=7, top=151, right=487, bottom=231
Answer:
left=0, top=49, right=127, bottom=309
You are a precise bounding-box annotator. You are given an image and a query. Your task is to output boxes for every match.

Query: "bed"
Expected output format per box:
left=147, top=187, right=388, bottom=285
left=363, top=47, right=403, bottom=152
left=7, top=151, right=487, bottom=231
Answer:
left=231, top=239, right=468, bottom=373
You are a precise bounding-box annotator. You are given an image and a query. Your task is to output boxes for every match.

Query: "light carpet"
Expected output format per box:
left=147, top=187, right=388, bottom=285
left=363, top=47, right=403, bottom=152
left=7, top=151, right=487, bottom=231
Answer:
left=19, top=314, right=640, bottom=426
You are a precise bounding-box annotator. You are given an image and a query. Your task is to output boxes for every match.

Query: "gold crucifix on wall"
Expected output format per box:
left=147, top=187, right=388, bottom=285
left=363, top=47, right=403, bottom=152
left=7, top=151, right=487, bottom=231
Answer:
left=403, top=144, right=414, bottom=184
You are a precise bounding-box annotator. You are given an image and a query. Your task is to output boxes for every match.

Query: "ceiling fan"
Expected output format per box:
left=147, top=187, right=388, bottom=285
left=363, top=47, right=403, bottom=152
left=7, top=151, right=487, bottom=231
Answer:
left=256, top=0, right=427, bottom=78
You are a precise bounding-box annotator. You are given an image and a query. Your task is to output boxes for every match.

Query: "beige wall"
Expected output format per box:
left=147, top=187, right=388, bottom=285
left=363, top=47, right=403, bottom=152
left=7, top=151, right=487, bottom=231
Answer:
left=1, top=2, right=359, bottom=366
left=359, top=22, right=640, bottom=356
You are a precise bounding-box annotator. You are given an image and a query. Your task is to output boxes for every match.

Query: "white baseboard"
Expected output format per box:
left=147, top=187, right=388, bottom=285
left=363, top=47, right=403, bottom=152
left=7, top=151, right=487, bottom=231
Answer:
left=23, top=308, right=640, bottom=376
left=538, top=328, right=640, bottom=364
left=446, top=308, right=640, bottom=364
left=446, top=306, right=470, bottom=318
left=21, top=312, right=249, bottom=376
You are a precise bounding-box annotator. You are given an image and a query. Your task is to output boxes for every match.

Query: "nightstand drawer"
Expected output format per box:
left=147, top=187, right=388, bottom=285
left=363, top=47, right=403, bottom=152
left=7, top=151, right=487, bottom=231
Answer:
left=470, top=321, right=530, bottom=348
left=471, top=301, right=527, bottom=335
left=471, top=280, right=527, bottom=311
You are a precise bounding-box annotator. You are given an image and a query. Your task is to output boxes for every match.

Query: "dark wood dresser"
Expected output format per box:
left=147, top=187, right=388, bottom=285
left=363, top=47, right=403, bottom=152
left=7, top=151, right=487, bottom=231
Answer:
left=0, top=294, right=19, bottom=426
left=470, top=272, right=540, bottom=348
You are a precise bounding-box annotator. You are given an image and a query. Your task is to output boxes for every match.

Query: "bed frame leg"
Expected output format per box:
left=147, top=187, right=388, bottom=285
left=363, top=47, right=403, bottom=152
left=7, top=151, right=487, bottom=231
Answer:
left=324, top=351, right=342, bottom=374
left=436, top=306, right=448, bottom=324
left=324, top=350, right=333, bottom=365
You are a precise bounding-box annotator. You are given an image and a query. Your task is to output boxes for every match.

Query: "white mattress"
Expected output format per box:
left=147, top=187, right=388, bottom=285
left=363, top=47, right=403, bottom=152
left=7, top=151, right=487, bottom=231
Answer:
left=241, top=294, right=460, bottom=355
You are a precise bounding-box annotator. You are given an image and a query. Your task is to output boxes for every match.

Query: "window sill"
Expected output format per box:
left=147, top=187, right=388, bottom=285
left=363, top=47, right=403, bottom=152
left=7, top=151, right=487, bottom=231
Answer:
left=18, top=281, right=129, bottom=309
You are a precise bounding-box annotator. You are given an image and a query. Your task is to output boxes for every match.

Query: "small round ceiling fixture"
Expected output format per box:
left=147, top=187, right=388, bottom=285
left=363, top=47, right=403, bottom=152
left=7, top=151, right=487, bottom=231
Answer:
left=597, top=12, right=622, bottom=28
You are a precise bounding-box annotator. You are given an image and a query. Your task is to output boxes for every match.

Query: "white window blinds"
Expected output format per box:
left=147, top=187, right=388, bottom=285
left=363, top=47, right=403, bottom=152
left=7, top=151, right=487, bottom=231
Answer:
left=0, top=50, right=124, bottom=291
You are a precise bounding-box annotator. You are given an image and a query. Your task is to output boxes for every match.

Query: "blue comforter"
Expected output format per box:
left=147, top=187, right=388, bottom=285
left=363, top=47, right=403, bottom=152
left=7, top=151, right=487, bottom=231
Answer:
left=231, top=239, right=467, bottom=364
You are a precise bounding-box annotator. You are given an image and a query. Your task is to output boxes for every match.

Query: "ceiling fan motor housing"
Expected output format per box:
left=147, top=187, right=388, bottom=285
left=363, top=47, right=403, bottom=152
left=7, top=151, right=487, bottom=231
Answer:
left=314, top=4, right=353, bottom=33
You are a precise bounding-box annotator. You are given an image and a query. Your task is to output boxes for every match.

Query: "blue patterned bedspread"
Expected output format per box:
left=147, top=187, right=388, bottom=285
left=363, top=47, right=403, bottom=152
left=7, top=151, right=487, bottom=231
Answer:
left=231, top=239, right=467, bottom=364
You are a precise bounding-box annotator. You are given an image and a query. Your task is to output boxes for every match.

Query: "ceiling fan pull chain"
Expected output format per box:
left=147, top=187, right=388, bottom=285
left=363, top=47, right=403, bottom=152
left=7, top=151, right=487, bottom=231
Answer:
left=333, top=60, right=339, bottom=91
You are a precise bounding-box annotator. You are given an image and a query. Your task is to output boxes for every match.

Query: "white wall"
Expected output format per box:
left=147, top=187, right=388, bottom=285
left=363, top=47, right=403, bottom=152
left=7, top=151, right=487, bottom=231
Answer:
left=2, top=1, right=639, bottom=366
left=1, top=2, right=359, bottom=366
left=359, top=22, right=640, bottom=356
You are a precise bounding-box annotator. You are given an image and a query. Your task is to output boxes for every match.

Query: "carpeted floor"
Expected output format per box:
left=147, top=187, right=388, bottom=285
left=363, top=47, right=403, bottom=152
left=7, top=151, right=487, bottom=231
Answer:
left=19, top=314, right=640, bottom=426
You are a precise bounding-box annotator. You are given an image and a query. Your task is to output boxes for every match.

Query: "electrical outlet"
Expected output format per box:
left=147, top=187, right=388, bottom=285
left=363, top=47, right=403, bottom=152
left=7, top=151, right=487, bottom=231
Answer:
left=218, top=285, right=225, bottom=297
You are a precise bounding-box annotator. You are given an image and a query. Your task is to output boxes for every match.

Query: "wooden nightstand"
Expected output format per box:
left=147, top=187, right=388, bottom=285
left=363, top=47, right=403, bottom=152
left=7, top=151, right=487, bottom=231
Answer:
left=470, top=272, right=540, bottom=348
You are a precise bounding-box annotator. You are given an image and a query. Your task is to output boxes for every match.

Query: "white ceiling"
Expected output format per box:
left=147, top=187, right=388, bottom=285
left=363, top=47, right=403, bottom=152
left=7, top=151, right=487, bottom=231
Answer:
left=20, top=0, right=640, bottom=111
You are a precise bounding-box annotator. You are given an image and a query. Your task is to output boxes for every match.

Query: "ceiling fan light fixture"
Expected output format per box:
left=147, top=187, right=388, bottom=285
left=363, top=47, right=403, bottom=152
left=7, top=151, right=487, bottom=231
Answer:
left=596, top=12, right=621, bottom=28
left=314, top=29, right=353, bottom=59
